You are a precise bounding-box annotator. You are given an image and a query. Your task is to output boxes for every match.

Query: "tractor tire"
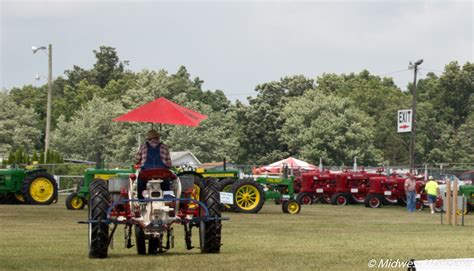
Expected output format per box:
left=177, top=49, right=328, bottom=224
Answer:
left=231, top=179, right=265, bottom=214
left=282, top=199, right=301, bottom=214
left=384, top=195, right=398, bottom=205
left=331, top=193, right=350, bottom=206
left=296, top=192, right=314, bottom=205
left=351, top=194, right=366, bottom=204
left=415, top=199, right=424, bottom=212
left=364, top=194, right=383, bottom=208
left=66, top=192, right=86, bottom=210
left=216, top=178, right=235, bottom=212
left=397, top=196, right=407, bottom=206
left=434, top=198, right=443, bottom=212
left=88, top=179, right=110, bottom=259
left=22, top=171, right=58, bottom=205
left=200, top=181, right=222, bottom=253
left=134, top=225, right=146, bottom=255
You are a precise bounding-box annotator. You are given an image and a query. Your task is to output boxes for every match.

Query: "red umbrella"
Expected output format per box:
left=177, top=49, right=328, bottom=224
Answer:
left=113, top=97, right=208, bottom=126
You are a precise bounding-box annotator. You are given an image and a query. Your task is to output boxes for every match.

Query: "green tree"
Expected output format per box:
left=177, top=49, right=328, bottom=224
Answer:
left=0, top=93, right=42, bottom=157
left=51, top=96, right=126, bottom=162
left=282, top=90, right=383, bottom=166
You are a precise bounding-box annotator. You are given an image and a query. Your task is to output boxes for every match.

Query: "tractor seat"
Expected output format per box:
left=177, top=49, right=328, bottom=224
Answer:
left=139, top=168, right=177, bottom=182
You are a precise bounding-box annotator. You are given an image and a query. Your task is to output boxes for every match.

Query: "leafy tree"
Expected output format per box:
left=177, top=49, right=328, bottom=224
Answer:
left=0, top=93, right=42, bottom=157
left=282, top=90, right=383, bottom=166
left=51, top=96, right=126, bottom=162
left=91, top=46, right=127, bottom=88
left=235, top=76, right=315, bottom=164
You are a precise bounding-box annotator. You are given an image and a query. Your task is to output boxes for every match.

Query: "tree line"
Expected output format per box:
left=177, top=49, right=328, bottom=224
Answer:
left=1, top=46, right=472, bottom=167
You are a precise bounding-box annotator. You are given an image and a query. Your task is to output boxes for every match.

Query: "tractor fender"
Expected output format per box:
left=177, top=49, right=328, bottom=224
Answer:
left=25, top=168, right=47, bottom=175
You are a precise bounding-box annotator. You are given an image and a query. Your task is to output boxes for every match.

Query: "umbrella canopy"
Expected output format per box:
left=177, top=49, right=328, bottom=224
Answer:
left=113, top=97, right=208, bottom=126
left=260, top=157, right=317, bottom=172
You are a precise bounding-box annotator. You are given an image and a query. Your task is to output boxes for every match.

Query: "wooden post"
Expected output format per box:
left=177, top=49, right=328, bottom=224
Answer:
left=452, top=179, right=458, bottom=226
left=446, top=180, right=451, bottom=225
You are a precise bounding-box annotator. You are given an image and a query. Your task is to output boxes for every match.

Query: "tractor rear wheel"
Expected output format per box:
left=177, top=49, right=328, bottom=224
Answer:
left=331, top=193, right=349, bottom=206
left=200, top=181, right=222, bottom=253
left=66, top=192, right=86, bottom=210
left=231, top=179, right=265, bottom=213
left=282, top=199, right=301, bottom=214
left=22, top=172, right=57, bottom=205
left=296, top=192, right=314, bottom=205
left=135, top=225, right=146, bottom=255
left=217, top=178, right=235, bottom=212
left=364, top=194, right=382, bottom=208
left=88, top=179, right=110, bottom=258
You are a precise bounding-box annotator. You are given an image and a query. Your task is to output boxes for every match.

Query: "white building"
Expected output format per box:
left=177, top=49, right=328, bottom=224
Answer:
left=171, top=151, right=201, bottom=167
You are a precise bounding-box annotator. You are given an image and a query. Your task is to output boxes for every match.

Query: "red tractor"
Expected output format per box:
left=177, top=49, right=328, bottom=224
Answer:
left=83, top=167, right=226, bottom=258
left=364, top=174, right=424, bottom=210
left=296, top=170, right=337, bottom=204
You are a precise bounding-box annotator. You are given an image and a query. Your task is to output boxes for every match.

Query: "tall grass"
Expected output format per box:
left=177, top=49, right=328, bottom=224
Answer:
left=0, top=198, right=471, bottom=271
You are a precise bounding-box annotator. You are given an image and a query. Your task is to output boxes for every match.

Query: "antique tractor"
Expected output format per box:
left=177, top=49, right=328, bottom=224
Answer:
left=83, top=167, right=225, bottom=258
left=296, top=170, right=337, bottom=205
left=65, top=167, right=134, bottom=210
left=0, top=167, right=57, bottom=205
left=364, top=175, right=424, bottom=210
left=230, top=176, right=301, bottom=214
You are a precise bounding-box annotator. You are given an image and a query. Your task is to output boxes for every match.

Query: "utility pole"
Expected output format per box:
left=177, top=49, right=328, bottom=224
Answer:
left=46, top=44, right=53, bottom=164
left=32, top=44, right=53, bottom=164
left=409, top=59, right=423, bottom=171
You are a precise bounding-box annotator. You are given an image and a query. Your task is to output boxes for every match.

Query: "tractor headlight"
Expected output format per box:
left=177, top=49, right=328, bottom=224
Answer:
left=142, top=190, right=149, bottom=198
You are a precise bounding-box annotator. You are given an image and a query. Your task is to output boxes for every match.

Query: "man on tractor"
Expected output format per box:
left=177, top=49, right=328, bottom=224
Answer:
left=135, top=129, right=173, bottom=199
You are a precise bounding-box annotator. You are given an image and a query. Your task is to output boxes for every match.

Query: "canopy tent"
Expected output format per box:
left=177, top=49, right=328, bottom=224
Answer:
left=113, top=97, right=207, bottom=127
left=254, top=157, right=317, bottom=174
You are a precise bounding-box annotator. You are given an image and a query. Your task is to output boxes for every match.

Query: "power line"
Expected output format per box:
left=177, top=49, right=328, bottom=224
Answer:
left=376, top=68, right=410, bottom=77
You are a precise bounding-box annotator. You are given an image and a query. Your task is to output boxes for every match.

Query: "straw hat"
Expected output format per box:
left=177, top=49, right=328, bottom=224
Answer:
left=147, top=129, right=160, bottom=140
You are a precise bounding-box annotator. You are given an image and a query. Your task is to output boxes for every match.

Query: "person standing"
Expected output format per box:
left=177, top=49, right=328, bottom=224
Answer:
left=404, top=175, right=417, bottom=212
left=425, top=176, right=440, bottom=214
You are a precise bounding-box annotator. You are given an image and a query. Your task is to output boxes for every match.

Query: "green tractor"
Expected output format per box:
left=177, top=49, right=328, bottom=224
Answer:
left=230, top=175, right=301, bottom=214
left=0, top=167, right=58, bottom=205
left=65, top=167, right=134, bottom=210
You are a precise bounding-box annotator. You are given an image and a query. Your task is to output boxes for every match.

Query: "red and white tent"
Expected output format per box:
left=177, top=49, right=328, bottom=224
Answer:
left=255, top=157, right=317, bottom=174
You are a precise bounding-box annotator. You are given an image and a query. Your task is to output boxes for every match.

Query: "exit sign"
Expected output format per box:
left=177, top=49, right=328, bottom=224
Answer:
left=397, top=109, right=412, bottom=133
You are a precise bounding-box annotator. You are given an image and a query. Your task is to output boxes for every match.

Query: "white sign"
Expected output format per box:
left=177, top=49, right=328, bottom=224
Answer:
left=351, top=188, right=358, bottom=193
left=384, top=191, right=392, bottom=196
left=316, top=189, right=324, bottom=193
left=397, top=109, right=412, bottom=133
left=219, top=192, right=233, bottom=205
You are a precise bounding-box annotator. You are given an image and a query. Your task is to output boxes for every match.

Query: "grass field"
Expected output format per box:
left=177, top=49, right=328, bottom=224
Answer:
left=0, top=197, right=472, bottom=271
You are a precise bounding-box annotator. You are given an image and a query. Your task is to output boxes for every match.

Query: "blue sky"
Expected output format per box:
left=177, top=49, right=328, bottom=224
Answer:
left=1, top=0, right=472, bottom=101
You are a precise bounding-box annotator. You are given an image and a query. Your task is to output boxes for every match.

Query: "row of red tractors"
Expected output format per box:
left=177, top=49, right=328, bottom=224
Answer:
left=294, top=170, right=443, bottom=211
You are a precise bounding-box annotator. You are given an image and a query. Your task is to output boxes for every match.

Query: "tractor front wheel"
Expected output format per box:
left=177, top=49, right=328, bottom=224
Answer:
left=282, top=199, right=301, bottom=214
left=200, top=181, right=222, bottom=253
left=135, top=225, right=146, bottom=255
left=331, top=193, right=349, bottom=206
left=296, top=192, right=314, bottom=205
left=65, top=192, right=86, bottom=210
left=88, top=179, right=110, bottom=258
left=415, top=199, right=424, bottom=212
left=231, top=179, right=265, bottom=213
left=22, top=172, right=58, bottom=205
left=217, top=178, right=235, bottom=212
left=351, top=194, right=365, bottom=204
left=365, top=194, right=382, bottom=208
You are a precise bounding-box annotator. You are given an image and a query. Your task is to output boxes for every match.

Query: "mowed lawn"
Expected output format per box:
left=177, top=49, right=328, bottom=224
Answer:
left=0, top=197, right=472, bottom=271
